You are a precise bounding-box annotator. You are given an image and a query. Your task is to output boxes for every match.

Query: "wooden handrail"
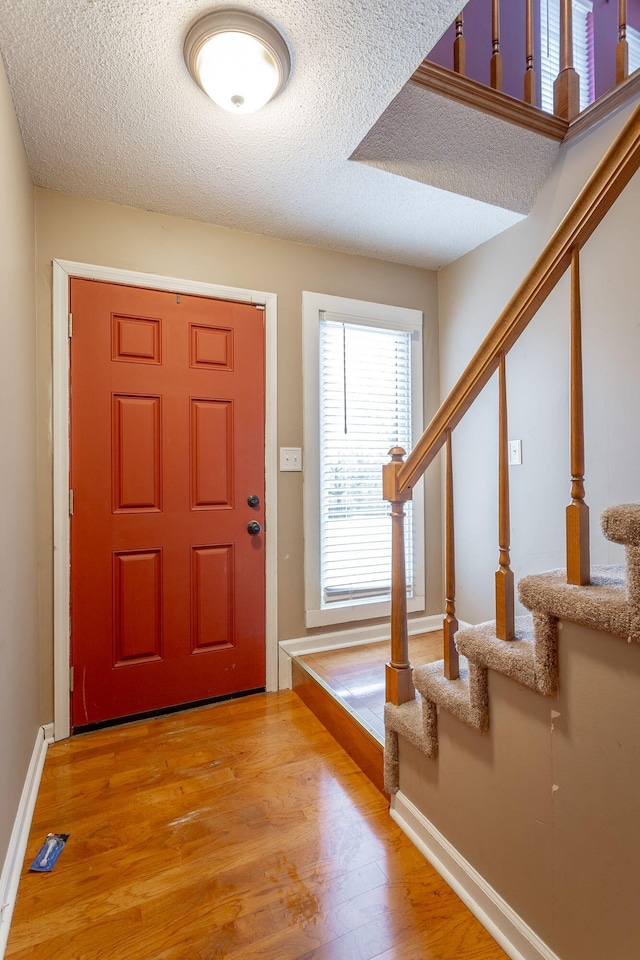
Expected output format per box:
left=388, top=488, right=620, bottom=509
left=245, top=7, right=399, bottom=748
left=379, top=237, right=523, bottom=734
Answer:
left=384, top=28, right=640, bottom=699
left=428, top=2, right=634, bottom=122
left=397, top=103, right=640, bottom=497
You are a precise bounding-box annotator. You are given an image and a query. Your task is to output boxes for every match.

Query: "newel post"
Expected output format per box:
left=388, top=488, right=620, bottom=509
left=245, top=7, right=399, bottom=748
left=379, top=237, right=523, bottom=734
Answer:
left=383, top=447, right=415, bottom=705
left=554, top=0, right=580, bottom=120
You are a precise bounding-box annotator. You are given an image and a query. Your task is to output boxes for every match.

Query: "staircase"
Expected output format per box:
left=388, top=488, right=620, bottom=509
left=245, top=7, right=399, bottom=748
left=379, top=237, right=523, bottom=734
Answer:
left=377, top=102, right=640, bottom=960
left=385, top=504, right=640, bottom=793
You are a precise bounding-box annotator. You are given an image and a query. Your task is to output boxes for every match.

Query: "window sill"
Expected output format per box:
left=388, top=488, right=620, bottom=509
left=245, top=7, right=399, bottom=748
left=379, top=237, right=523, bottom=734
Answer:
left=305, top=594, right=425, bottom=629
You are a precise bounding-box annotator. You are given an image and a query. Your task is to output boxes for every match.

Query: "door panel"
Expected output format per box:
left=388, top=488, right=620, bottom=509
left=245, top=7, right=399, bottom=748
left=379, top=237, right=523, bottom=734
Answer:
left=190, top=399, right=232, bottom=508
left=70, top=279, right=266, bottom=727
left=112, top=394, right=162, bottom=512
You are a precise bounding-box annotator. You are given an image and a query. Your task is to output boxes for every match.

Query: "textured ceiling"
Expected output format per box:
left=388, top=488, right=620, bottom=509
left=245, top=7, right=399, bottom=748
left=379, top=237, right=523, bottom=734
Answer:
left=352, top=81, right=561, bottom=215
left=0, top=0, right=525, bottom=269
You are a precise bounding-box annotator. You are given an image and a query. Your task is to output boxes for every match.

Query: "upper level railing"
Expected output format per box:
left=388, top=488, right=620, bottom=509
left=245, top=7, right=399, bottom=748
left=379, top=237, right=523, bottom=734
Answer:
left=433, top=0, right=635, bottom=121
left=383, top=102, right=640, bottom=704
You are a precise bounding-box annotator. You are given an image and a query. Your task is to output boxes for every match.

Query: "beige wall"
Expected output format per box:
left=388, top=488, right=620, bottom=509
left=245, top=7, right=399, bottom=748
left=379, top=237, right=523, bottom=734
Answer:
left=399, top=100, right=640, bottom=958
left=437, top=100, right=640, bottom=626
left=35, top=188, right=441, bottom=722
left=0, top=64, right=38, bottom=864
left=401, top=619, right=640, bottom=958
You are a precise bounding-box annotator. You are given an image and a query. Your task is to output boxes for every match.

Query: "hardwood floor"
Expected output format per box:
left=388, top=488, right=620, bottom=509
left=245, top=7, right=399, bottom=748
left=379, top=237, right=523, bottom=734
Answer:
left=292, top=660, right=387, bottom=795
left=298, top=631, right=444, bottom=741
left=6, top=691, right=507, bottom=960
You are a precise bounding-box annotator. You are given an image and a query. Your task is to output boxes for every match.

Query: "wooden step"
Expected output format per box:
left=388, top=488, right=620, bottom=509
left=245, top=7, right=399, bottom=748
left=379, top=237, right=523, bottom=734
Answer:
left=292, top=658, right=387, bottom=796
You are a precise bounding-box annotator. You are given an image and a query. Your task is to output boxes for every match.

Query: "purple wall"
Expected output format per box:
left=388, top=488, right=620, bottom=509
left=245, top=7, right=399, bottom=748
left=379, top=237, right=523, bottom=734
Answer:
left=428, top=0, right=640, bottom=109
left=592, top=0, right=640, bottom=99
left=428, top=0, right=536, bottom=102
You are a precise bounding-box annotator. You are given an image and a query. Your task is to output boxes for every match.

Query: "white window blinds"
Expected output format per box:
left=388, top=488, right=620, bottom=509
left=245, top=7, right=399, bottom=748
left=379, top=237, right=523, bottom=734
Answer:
left=540, top=0, right=594, bottom=114
left=318, top=317, right=414, bottom=606
left=628, top=25, right=640, bottom=75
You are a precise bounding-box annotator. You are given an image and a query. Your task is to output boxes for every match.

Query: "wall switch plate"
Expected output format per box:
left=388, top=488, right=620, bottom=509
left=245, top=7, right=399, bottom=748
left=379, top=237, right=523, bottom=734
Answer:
left=280, top=447, right=302, bottom=471
left=508, top=439, right=522, bottom=465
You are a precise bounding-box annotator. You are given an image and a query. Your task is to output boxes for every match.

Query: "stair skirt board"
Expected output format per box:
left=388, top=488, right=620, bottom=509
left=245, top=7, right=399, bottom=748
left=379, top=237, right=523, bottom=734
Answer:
left=0, top=726, right=50, bottom=959
left=391, top=791, right=562, bottom=960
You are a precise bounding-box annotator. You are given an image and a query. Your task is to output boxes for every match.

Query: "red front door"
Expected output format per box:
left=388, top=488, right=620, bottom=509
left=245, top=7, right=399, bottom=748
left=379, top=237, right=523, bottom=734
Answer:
left=70, top=279, right=266, bottom=727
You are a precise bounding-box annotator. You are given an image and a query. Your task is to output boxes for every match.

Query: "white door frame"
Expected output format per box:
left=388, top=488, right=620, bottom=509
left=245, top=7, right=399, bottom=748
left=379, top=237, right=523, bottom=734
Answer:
left=52, top=259, right=278, bottom=741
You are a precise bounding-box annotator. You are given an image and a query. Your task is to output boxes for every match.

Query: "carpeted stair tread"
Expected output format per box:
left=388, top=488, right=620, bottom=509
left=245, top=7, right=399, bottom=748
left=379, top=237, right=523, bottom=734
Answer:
left=384, top=695, right=437, bottom=794
left=518, top=564, right=640, bottom=643
left=455, top=612, right=558, bottom=695
left=383, top=506, right=640, bottom=786
left=413, top=656, right=489, bottom=733
left=600, top=505, right=640, bottom=608
left=601, top=503, right=640, bottom=545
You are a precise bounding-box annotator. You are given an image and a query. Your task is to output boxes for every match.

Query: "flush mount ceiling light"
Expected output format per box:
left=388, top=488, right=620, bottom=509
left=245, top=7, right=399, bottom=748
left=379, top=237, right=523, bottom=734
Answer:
left=184, top=8, right=291, bottom=114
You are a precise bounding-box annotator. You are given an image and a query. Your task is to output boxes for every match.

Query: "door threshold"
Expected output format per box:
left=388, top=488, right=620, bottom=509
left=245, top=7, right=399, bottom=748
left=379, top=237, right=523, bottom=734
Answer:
left=72, top=687, right=266, bottom=735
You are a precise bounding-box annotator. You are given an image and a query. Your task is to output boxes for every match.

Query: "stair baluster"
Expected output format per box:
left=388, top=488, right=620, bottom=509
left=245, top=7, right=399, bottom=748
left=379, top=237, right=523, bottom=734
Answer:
left=383, top=446, right=415, bottom=705
left=454, top=11, right=466, bottom=76
left=496, top=354, right=516, bottom=641
left=617, top=0, right=629, bottom=85
left=444, top=429, right=460, bottom=679
left=524, top=0, right=536, bottom=106
left=566, top=247, right=591, bottom=585
left=554, top=0, right=581, bottom=119
left=385, top=105, right=640, bottom=698
left=491, top=0, right=503, bottom=91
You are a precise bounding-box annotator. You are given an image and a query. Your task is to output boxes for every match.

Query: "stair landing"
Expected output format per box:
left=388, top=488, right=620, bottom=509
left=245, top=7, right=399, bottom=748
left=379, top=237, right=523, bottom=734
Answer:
left=292, top=631, right=443, bottom=795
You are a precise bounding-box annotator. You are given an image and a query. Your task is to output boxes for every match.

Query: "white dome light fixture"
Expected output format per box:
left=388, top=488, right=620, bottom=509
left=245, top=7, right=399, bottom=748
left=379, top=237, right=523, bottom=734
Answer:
left=184, top=9, right=291, bottom=114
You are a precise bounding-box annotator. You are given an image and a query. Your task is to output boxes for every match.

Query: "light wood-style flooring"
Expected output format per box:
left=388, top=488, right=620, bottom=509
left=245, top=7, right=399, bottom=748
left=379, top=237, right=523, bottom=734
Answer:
left=7, top=690, right=507, bottom=960
left=298, top=632, right=444, bottom=741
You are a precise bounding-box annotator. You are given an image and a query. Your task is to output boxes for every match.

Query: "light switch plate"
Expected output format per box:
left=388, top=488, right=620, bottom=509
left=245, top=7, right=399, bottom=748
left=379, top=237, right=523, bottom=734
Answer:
left=280, top=447, right=302, bottom=471
left=508, top=439, right=522, bottom=466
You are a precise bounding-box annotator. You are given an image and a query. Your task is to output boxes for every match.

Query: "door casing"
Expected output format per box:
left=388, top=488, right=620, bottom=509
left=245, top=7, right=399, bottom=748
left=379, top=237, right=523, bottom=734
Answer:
left=52, top=259, right=279, bottom=741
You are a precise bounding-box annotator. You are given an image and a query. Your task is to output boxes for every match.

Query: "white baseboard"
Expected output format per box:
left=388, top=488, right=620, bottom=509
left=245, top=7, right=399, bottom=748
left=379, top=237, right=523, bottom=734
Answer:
left=0, top=727, right=49, bottom=958
left=391, top=792, right=561, bottom=960
left=278, top=614, right=444, bottom=689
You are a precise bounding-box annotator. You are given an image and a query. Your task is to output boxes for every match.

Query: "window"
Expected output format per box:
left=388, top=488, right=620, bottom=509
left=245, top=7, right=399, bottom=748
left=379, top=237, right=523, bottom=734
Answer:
left=540, top=0, right=594, bottom=114
left=303, top=292, right=425, bottom=628
left=628, top=25, right=640, bottom=75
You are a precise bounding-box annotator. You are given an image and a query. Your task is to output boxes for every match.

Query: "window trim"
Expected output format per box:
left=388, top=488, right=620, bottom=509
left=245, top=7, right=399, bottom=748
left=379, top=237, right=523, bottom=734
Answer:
left=302, top=291, right=425, bottom=628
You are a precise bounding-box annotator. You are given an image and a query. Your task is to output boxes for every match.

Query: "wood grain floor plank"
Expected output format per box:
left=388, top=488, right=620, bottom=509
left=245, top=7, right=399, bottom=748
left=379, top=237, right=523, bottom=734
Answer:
left=298, top=632, right=444, bottom=729
left=6, top=691, right=507, bottom=960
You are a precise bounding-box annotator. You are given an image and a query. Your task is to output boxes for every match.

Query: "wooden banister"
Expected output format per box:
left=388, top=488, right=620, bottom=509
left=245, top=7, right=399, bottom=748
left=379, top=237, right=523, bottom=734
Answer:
left=566, top=247, right=590, bottom=585
left=491, top=0, right=503, bottom=91
left=454, top=11, right=466, bottom=76
left=443, top=430, right=460, bottom=679
left=524, top=0, right=536, bottom=106
left=617, top=0, right=629, bottom=85
left=396, top=103, right=640, bottom=496
left=554, top=0, right=580, bottom=119
left=383, top=447, right=415, bottom=705
left=496, top=354, right=515, bottom=641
